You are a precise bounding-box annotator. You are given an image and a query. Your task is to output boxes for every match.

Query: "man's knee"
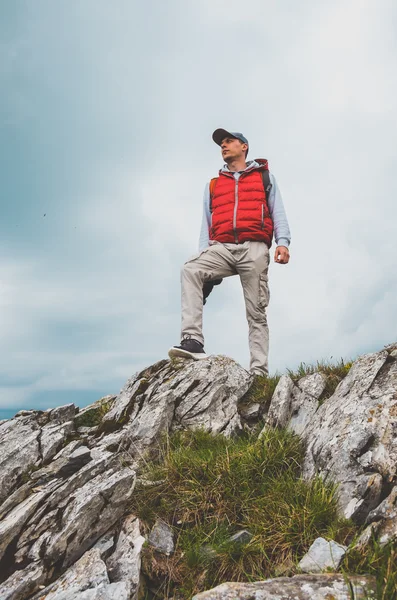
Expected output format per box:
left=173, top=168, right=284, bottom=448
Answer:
left=181, top=260, right=203, bottom=282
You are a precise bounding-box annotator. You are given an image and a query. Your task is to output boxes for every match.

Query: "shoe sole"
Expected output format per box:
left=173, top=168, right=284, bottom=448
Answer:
left=168, top=347, right=208, bottom=361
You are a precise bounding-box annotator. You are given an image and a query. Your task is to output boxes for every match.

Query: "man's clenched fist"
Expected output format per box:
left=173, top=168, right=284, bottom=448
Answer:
left=274, top=246, right=290, bottom=264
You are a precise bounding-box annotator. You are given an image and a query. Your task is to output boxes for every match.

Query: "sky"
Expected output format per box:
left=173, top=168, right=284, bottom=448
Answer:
left=1, top=0, right=396, bottom=417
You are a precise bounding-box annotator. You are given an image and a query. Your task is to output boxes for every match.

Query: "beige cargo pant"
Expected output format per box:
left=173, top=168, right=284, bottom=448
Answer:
left=181, top=241, right=270, bottom=375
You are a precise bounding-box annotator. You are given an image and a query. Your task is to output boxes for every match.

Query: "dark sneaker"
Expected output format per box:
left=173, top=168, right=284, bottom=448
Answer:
left=168, top=336, right=207, bottom=361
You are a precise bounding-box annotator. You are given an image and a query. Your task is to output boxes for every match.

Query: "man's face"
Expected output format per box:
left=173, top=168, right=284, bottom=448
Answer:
left=220, top=137, right=247, bottom=162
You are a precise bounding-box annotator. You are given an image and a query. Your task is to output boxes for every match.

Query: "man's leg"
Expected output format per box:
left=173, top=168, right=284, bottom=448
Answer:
left=237, top=242, right=270, bottom=376
left=181, top=244, right=237, bottom=344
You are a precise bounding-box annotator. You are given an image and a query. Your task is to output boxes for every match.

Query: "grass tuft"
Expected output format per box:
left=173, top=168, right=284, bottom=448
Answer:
left=287, top=358, right=352, bottom=403
left=239, top=374, right=281, bottom=414
left=132, top=428, right=354, bottom=598
left=342, top=536, right=397, bottom=599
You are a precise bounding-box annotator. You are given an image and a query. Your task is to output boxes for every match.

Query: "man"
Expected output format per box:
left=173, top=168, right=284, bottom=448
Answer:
left=168, top=128, right=291, bottom=376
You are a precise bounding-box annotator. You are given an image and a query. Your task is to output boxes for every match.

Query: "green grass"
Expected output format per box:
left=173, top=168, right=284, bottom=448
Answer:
left=239, top=374, right=281, bottom=414
left=287, top=358, right=352, bottom=403
left=132, top=429, right=354, bottom=599
left=75, top=396, right=115, bottom=428
left=239, top=358, right=352, bottom=420
left=342, top=536, right=397, bottom=600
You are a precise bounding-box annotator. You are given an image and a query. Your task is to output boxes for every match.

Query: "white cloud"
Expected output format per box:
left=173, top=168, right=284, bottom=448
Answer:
left=1, top=1, right=396, bottom=412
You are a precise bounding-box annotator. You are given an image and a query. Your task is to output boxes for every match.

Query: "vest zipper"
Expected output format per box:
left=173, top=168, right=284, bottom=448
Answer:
left=261, top=204, right=264, bottom=229
left=233, top=178, right=239, bottom=243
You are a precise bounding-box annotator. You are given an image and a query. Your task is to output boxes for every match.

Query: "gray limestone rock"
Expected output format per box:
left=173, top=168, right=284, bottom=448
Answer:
left=0, top=405, right=78, bottom=507
left=40, top=420, right=75, bottom=463
left=264, top=372, right=326, bottom=436
left=106, top=514, right=145, bottom=598
left=0, top=483, right=57, bottom=562
left=298, top=537, right=347, bottom=573
left=0, top=562, right=46, bottom=600
left=289, top=372, right=326, bottom=436
left=43, top=466, right=136, bottom=570
left=302, top=349, right=397, bottom=523
left=30, top=548, right=112, bottom=599
left=265, top=375, right=295, bottom=429
left=148, top=518, right=174, bottom=555
left=365, top=485, right=397, bottom=546
left=93, top=531, right=115, bottom=559
left=239, top=402, right=260, bottom=420
left=102, top=356, right=250, bottom=455
left=0, top=414, right=42, bottom=504
left=191, top=574, right=376, bottom=599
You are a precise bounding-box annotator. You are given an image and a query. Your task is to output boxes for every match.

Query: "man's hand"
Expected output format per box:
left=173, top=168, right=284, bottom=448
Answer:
left=274, top=246, right=290, bottom=264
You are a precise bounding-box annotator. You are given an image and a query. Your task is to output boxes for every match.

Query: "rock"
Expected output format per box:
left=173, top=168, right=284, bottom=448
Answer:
left=265, top=375, right=295, bottom=429
left=0, top=405, right=78, bottom=507
left=0, top=414, right=42, bottom=504
left=298, top=537, right=347, bottom=573
left=239, top=403, right=260, bottom=420
left=289, top=372, right=326, bottom=436
left=365, top=485, right=397, bottom=546
left=148, top=518, right=174, bottom=555
left=228, top=530, right=253, bottom=545
left=350, top=523, right=378, bottom=552
left=47, top=404, right=76, bottom=424
left=191, top=574, right=376, bottom=599
left=29, top=548, right=128, bottom=600
left=94, top=532, right=115, bottom=558
left=40, top=420, right=75, bottom=463
left=302, top=349, right=397, bottom=523
left=102, top=356, right=250, bottom=454
left=106, top=514, right=145, bottom=598
left=0, top=483, right=57, bottom=562
left=264, top=372, right=326, bottom=436
left=42, top=466, right=136, bottom=570
left=0, top=562, right=46, bottom=600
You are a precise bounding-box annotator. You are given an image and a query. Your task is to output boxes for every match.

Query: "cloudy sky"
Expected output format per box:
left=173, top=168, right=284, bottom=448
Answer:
left=1, top=0, right=396, bottom=417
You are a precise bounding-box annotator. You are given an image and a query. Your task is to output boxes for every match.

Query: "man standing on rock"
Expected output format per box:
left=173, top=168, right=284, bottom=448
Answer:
left=168, top=129, right=291, bottom=376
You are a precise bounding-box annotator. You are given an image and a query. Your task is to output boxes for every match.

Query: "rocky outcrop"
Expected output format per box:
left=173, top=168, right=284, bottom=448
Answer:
left=0, top=356, right=250, bottom=599
left=302, top=346, right=397, bottom=523
left=0, top=344, right=396, bottom=598
left=263, top=344, right=397, bottom=525
left=191, top=574, right=376, bottom=599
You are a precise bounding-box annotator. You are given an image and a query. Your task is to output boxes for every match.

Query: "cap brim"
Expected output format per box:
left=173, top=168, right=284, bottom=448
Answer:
left=212, top=128, right=235, bottom=146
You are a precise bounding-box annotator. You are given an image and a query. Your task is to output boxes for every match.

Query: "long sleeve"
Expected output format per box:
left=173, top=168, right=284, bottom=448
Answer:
left=198, top=183, right=211, bottom=251
left=267, top=173, right=291, bottom=247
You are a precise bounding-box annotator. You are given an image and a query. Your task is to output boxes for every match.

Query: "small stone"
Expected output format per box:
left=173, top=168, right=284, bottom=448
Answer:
left=239, top=403, right=260, bottom=419
left=228, top=530, right=253, bottom=544
left=299, top=537, right=347, bottom=573
left=147, top=519, right=174, bottom=556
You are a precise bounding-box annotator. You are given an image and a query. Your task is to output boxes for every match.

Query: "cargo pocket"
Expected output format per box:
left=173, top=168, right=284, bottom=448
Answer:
left=258, top=271, right=270, bottom=309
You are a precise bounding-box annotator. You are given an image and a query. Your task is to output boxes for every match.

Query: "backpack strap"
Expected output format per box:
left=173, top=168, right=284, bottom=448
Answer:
left=209, top=177, right=218, bottom=213
left=261, top=169, right=272, bottom=204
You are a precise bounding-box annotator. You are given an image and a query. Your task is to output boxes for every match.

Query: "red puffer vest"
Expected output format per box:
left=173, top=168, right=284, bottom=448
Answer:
left=210, top=159, right=274, bottom=247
